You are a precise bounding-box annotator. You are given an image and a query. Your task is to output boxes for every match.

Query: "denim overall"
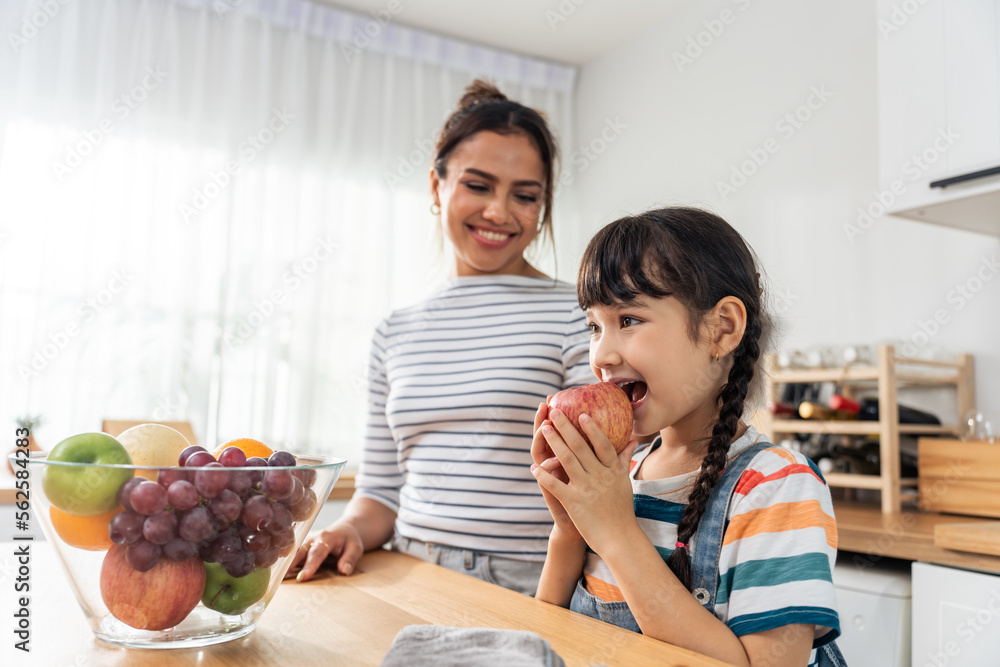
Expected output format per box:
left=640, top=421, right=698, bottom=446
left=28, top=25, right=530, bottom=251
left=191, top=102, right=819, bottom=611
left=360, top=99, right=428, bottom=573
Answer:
left=569, top=442, right=847, bottom=666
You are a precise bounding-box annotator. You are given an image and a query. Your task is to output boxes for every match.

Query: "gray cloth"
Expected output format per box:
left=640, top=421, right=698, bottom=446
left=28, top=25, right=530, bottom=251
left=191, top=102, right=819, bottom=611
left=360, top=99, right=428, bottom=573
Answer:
left=381, top=625, right=566, bottom=667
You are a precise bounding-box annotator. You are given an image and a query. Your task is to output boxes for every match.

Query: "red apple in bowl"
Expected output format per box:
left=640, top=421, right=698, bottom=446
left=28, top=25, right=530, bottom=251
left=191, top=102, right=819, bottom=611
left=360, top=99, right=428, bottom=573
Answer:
left=547, top=382, right=633, bottom=453
left=100, top=544, right=206, bottom=630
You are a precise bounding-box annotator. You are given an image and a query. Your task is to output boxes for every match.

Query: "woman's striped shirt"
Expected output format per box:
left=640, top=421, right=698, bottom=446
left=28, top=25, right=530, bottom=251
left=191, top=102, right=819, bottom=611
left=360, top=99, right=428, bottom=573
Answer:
left=355, top=274, right=593, bottom=560
left=583, top=426, right=841, bottom=660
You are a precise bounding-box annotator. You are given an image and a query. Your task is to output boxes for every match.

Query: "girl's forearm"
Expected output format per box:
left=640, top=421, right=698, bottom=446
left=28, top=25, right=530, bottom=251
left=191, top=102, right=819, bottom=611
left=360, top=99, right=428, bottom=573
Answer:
left=601, top=525, right=751, bottom=666
left=535, top=528, right=587, bottom=607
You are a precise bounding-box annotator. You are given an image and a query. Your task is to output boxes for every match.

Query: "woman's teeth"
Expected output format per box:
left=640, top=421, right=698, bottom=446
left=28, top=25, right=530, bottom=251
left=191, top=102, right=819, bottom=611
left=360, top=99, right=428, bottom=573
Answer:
left=476, top=229, right=509, bottom=241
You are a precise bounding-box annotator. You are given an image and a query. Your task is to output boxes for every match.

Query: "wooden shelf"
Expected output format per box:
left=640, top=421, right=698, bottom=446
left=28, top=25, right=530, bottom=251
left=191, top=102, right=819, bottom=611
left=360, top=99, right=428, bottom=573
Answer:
left=770, top=420, right=960, bottom=436
left=825, top=473, right=918, bottom=490
left=761, top=346, right=975, bottom=514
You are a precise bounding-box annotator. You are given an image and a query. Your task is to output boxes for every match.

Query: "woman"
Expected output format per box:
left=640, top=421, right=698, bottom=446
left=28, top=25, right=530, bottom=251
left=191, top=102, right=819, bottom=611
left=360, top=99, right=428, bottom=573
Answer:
left=292, top=80, right=593, bottom=595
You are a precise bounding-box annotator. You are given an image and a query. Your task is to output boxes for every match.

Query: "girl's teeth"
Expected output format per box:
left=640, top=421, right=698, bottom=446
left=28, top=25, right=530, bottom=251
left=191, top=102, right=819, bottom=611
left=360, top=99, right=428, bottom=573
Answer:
left=477, top=229, right=508, bottom=241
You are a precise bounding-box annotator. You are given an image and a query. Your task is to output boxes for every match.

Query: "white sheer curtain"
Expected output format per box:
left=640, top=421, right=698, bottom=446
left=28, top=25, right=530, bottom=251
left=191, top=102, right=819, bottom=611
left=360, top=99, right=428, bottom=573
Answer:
left=0, top=0, right=576, bottom=461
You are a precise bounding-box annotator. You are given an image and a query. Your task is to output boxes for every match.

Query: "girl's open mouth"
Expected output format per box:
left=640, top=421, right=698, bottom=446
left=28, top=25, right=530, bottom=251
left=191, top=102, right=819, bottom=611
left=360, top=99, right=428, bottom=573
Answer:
left=618, top=380, right=648, bottom=408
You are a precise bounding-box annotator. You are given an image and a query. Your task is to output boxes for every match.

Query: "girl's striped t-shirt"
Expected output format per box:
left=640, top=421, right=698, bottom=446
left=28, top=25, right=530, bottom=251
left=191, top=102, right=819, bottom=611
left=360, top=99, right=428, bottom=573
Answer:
left=583, top=426, right=840, bottom=656
left=355, top=274, right=594, bottom=560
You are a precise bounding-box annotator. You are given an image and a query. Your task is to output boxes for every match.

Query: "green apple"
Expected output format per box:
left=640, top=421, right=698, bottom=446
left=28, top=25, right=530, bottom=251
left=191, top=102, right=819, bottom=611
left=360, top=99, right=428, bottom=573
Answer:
left=43, top=432, right=134, bottom=515
left=202, top=563, right=270, bottom=615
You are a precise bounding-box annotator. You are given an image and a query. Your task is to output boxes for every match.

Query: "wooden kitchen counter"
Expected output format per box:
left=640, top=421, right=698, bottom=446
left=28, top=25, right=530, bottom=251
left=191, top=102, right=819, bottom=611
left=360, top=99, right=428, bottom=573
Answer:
left=3, top=541, right=728, bottom=667
left=834, top=500, right=1000, bottom=573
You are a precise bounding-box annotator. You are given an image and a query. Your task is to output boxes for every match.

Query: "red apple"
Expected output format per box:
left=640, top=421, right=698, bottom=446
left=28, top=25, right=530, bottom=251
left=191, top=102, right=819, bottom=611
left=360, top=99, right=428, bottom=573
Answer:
left=100, top=544, right=205, bottom=630
left=547, top=382, right=633, bottom=453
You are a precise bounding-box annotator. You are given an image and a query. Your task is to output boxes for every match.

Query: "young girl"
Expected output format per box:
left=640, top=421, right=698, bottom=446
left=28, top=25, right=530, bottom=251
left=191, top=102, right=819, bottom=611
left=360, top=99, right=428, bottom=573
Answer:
left=531, top=208, right=843, bottom=666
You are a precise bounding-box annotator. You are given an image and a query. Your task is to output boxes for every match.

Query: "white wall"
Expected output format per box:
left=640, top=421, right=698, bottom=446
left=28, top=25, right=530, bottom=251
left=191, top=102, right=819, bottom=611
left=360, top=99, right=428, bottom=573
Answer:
left=569, top=0, right=999, bottom=417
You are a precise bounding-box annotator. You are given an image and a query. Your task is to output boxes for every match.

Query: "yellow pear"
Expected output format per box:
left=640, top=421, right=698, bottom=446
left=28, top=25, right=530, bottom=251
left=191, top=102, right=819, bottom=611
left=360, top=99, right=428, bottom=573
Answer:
left=117, top=424, right=191, bottom=470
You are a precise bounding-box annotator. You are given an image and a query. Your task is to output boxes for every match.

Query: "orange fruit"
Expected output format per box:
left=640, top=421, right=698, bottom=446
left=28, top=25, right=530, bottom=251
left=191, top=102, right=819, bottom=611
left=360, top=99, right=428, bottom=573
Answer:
left=213, top=438, right=273, bottom=460
left=50, top=505, right=123, bottom=551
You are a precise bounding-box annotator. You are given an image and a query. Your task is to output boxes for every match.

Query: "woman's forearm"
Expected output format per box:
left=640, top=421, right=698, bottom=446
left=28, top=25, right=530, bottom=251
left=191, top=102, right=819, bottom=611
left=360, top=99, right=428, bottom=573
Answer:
left=535, top=527, right=587, bottom=607
left=339, top=496, right=398, bottom=551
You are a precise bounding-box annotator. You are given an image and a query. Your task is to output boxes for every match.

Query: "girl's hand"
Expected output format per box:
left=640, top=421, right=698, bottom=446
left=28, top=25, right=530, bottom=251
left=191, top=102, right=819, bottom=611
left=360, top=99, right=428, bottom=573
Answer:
left=530, top=399, right=555, bottom=466
left=530, top=400, right=581, bottom=542
left=531, top=408, right=639, bottom=555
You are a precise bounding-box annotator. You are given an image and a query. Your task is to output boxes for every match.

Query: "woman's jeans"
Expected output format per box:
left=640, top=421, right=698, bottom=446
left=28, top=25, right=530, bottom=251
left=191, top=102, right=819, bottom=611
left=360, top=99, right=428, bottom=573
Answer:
left=391, top=534, right=544, bottom=597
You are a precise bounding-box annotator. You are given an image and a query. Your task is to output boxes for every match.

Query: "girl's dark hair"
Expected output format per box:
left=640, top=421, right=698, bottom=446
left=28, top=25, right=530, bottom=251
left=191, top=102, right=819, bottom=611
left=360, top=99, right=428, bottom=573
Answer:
left=578, top=207, right=772, bottom=589
left=434, top=79, right=557, bottom=250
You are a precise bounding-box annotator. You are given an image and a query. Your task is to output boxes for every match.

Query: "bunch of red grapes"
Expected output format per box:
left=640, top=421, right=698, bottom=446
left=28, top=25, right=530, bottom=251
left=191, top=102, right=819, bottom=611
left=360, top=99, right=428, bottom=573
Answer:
left=107, top=446, right=318, bottom=577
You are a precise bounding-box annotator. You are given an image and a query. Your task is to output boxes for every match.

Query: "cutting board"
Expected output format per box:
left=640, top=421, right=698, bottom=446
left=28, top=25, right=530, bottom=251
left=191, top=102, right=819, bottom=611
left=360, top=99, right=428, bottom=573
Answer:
left=935, top=522, right=1000, bottom=557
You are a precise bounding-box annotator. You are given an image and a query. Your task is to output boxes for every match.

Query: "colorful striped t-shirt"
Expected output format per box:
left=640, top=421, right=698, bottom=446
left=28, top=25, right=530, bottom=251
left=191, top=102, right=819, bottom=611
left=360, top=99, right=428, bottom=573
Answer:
left=583, top=425, right=840, bottom=657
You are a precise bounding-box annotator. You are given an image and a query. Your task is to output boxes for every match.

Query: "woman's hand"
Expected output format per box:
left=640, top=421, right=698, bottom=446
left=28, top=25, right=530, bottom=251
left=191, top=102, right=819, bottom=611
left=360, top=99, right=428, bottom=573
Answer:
left=289, top=521, right=364, bottom=582
left=530, top=401, right=582, bottom=542
left=531, top=408, right=638, bottom=555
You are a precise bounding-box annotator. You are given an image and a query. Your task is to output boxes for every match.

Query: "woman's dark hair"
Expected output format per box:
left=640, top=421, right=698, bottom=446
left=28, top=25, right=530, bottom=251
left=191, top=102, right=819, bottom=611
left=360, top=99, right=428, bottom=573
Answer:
left=577, top=207, right=772, bottom=589
left=433, top=79, right=558, bottom=250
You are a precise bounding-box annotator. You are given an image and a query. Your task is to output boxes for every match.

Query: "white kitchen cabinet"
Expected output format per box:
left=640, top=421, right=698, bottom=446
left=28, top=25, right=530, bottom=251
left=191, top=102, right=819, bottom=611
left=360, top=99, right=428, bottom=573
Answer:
left=944, top=0, right=1000, bottom=174
left=833, top=559, right=911, bottom=667
left=877, top=0, right=1000, bottom=235
left=911, top=562, right=1000, bottom=667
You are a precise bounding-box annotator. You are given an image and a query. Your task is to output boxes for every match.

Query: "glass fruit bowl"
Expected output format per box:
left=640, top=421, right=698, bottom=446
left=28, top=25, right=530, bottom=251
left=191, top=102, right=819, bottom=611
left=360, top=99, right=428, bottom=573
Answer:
left=19, top=448, right=345, bottom=649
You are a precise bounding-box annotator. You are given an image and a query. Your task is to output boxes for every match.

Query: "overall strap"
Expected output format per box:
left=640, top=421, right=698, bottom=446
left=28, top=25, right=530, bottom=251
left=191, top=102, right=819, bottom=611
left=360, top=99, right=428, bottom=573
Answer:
left=689, top=441, right=773, bottom=612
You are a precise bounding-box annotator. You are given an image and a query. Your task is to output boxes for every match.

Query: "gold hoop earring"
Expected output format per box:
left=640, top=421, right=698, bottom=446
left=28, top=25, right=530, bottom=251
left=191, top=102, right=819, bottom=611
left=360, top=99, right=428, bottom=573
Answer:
left=714, top=351, right=720, bottom=362
left=430, top=203, right=440, bottom=216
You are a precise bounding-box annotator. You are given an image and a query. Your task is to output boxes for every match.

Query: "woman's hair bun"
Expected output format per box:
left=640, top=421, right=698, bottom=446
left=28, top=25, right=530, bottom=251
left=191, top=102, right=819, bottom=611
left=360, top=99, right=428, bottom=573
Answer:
left=457, top=79, right=508, bottom=111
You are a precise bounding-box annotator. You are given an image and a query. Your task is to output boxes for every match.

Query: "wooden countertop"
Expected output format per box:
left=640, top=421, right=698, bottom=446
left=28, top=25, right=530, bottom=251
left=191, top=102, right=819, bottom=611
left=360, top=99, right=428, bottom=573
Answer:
left=2, top=542, right=728, bottom=666
left=834, top=500, right=1000, bottom=573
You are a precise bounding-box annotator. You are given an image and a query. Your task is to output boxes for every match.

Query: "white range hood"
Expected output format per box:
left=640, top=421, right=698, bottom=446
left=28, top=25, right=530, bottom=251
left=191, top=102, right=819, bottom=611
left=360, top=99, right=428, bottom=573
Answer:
left=890, top=167, right=1000, bottom=238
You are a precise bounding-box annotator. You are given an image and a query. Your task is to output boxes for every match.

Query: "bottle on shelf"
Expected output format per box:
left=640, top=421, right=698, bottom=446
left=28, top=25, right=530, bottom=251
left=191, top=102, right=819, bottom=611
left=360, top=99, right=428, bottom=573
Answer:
left=767, top=401, right=799, bottom=417
left=828, top=395, right=941, bottom=425
left=828, top=439, right=919, bottom=477
left=798, top=401, right=854, bottom=420
left=828, top=442, right=878, bottom=475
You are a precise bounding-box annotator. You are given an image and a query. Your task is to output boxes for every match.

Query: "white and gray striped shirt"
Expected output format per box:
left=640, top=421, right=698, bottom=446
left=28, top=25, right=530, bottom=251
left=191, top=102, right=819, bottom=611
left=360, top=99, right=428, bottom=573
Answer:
left=356, top=274, right=593, bottom=560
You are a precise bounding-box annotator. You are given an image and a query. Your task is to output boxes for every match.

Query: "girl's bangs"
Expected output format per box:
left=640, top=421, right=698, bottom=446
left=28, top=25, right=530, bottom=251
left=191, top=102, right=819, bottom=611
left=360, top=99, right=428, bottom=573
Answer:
left=577, top=218, right=673, bottom=309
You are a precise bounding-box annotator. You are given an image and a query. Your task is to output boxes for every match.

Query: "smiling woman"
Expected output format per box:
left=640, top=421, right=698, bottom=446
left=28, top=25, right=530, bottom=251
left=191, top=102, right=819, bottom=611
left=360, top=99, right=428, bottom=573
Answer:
left=293, top=81, right=595, bottom=596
